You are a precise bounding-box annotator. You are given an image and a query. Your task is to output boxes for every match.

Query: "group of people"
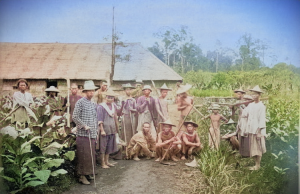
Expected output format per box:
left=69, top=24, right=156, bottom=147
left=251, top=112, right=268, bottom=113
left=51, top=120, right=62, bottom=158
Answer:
left=9, top=78, right=267, bottom=186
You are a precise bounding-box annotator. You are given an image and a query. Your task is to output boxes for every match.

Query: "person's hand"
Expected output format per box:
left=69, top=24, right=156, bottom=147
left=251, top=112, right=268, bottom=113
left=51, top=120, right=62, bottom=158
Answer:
left=101, top=130, right=106, bottom=136
left=66, top=103, right=70, bottom=107
left=256, top=132, right=262, bottom=139
left=84, top=126, right=90, bottom=131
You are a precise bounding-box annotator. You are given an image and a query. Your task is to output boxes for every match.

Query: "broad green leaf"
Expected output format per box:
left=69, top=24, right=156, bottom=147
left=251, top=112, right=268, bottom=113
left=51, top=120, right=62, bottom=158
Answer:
left=23, top=173, right=33, bottom=178
left=0, top=175, right=15, bottom=182
left=23, top=157, right=45, bottom=167
left=42, top=159, right=64, bottom=170
left=51, top=169, right=67, bottom=176
left=25, top=181, right=45, bottom=187
left=21, top=168, right=27, bottom=174
left=34, top=170, right=51, bottom=183
left=0, top=167, right=3, bottom=173
left=42, top=142, right=63, bottom=155
left=24, top=176, right=39, bottom=182
left=20, top=136, right=41, bottom=153
left=64, top=151, right=75, bottom=161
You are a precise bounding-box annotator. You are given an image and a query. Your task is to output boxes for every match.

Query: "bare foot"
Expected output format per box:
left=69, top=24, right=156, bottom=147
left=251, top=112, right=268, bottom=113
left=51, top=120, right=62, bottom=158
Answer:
left=171, top=156, right=179, bottom=162
left=101, top=164, right=110, bottom=169
left=107, top=163, right=115, bottom=167
left=133, top=157, right=140, bottom=161
left=249, top=166, right=260, bottom=170
left=155, top=157, right=161, bottom=162
left=181, top=156, right=186, bottom=160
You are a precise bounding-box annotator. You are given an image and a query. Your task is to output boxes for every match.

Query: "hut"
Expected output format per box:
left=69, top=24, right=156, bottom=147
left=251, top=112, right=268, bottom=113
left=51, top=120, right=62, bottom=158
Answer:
left=0, top=42, right=182, bottom=97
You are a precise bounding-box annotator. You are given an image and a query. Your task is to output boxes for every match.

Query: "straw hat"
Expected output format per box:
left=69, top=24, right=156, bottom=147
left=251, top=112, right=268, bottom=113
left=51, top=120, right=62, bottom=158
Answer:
left=101, top=81, right=108, bottom=86
left=184, top=120, right=198, bottom=128
left=159, top=119, right=176, bottom=127
left=234, top=88, right=245, bottom=94
left=158, top=83, right=172, bottom=91
left=82, top=80, right=99, bottom=91
left=105, top=89, right=119, bottom=97
left=249, top=85, right=263, bottom=93
left=210, top=104, right=220, bottom=110
left=243, top=94, right=253, bottom=100
left=176, top=84, right=192, bottom=94
left=142, top=85, right=152, bottom=92
left=224, top=118, right=236, bottom=125
left=45, top=86, right=60, bottom=93
left=122, top=83, right=135, bottom=89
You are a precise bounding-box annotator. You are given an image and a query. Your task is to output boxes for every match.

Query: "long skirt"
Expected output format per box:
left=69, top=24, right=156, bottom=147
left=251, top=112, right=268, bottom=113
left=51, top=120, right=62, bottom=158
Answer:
left=99, top=134, right=118, bottom=155
left=121, top=113, right=136, bottom=145
left=239, top=133, right=266, bottom=157
left=76, top=136, right=96, bottom=176
left=137, top=111, right=157, bottom=141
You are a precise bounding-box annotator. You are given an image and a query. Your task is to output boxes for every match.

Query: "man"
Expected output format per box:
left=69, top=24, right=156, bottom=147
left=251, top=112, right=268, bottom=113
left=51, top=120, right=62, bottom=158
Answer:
left=181, top=120, right=202, bottom=160
left=93, top=81, right=108, bottom=104
left=64, top=83, right=82, bottom=127
left=132, top=79, right=144, bottom=99
left=11, top=79, right=37, bottom=125
left=45, top=86, right=65, bottom=116
left=155, top=83, right=172, bottom=133
left=243, top=85, right=266, bottom=170
left=155, top=120, right=181, bottom=162
left=176, top=84, right=193, bottom=138
left=119, top=83, right=137, bottom=145
left=136, top=85, right=157, bottom=141
left=231, top=88, right=246, bottom=121
left=97, top=89, right=120, bottom=169
left=72, top=80, right=98, bottom=185
left=126, top=122, right=156, bottom=161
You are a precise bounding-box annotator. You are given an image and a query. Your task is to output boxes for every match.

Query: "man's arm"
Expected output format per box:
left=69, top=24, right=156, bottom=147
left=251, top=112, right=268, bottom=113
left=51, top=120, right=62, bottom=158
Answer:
left=155, top=98, right=165, bottom=120
left=72, top=100, right=86, bottom=130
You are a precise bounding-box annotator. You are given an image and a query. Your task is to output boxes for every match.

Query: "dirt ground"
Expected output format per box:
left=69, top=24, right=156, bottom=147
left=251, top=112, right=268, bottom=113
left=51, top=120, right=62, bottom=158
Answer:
left=64, top=104, right=205, bottom=194
left=63, top=158, right=203, bottom=194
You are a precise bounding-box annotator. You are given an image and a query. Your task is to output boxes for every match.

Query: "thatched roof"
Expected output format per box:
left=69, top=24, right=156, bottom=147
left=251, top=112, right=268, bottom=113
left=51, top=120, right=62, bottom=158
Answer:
left=0, top=42, right=182, bottom=81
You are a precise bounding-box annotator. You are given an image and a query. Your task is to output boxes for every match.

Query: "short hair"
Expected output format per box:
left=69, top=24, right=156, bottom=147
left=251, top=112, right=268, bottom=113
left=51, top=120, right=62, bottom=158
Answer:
left=16, top=79, right=29, bottom=87
left=71, top=83, right=78, bottom=88
left=143, top=122, right=150, bottom=127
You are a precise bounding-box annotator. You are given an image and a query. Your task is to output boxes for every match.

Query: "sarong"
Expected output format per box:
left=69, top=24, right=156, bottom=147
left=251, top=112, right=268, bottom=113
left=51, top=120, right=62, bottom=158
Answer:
left=76, top=136, right=96, bottom=175
left=238, top=133, right=266, bottom=157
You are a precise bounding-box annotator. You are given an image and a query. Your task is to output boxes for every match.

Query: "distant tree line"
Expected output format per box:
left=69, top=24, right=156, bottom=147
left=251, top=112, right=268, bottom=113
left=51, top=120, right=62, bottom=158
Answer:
left=148, top=26, right=300, bottom=74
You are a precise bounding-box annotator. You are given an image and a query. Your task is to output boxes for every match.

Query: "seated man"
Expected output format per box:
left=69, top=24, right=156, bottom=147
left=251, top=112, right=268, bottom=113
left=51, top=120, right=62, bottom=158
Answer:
left=181, top=120, right=202, bottom=160
left=156, top=120, right=181, bottom=162
left=126, top=122, right=156, bottom=161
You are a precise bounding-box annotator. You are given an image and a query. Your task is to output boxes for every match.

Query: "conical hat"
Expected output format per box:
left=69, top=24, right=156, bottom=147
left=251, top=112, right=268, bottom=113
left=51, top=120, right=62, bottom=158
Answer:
left=142, top=85, right=152, bottom=91
left=249, top=85, right=263, bottom=93
left=135, top=79, right=143, bottom=84
left=105, top=89, right=119, bottom=97
left=82, top=80, right=99, bottom=91
left=210, top=104, right=220, bottom=110
left=159, top=119, right=176, bottom=127
left=243, top=95, right=253, bottom=100
left=184, top=120, right=198, bottom=127
left=122, top=83, right=135, bottom=89
left=176, top=84, right=192, bottom=94
left=45, top=86, right=60, bottom=93
left=224, top=118, right=236, bottom=125
left=234, top=87, right=245, bottom=93
left=158, top=83, right=172, bottom=91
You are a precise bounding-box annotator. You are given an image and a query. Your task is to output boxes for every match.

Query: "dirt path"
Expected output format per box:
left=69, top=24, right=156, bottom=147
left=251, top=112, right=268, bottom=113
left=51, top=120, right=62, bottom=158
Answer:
left=64, top=158, right=201, bottom=194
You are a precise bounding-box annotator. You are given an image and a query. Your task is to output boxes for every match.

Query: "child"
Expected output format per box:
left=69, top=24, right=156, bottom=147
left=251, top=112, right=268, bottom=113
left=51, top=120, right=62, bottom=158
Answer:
left=202, top=104, right=228, bottom=149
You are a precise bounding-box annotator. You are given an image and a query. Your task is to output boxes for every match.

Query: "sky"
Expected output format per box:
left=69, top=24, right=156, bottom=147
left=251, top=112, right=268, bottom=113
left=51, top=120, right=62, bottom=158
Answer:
left=0, top=0, right=299, bottom=67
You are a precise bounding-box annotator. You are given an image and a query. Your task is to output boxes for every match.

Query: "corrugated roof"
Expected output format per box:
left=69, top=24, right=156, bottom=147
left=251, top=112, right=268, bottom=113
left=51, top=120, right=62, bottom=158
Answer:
left=0, top=42, right=182, bottom=81
left=113, top=43, right=182, bottom=81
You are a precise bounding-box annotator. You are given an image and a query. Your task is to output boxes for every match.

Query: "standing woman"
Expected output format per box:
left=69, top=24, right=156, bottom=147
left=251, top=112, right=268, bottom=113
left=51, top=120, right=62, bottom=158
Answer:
left=72, top=80, right=98, bottom=185
left=244, top=85, right=267, bottom=170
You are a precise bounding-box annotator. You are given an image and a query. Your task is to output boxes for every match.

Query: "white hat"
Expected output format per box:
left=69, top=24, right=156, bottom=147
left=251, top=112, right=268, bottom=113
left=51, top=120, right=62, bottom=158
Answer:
left=105, top=89, right=119, bottom=97
left=176, top=84, right=192, bottom=94
left=158, top=83, right=172, bottom=91
left=234, top=88, right=245, bottom=94
left=210, top=104, right=221, bottom=110
left=122, top=83, right=135, bottom=89
left=142, top=85, right=152, bottom=92
left=45, top=86, right=60, bottom=93
left=82, top=80, right=99, bottom=91
left=135, top=79, right=143, bottom=84
left=250, top=85, right=263, bottom=93
left=224, top=118, right=235, bottom=125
